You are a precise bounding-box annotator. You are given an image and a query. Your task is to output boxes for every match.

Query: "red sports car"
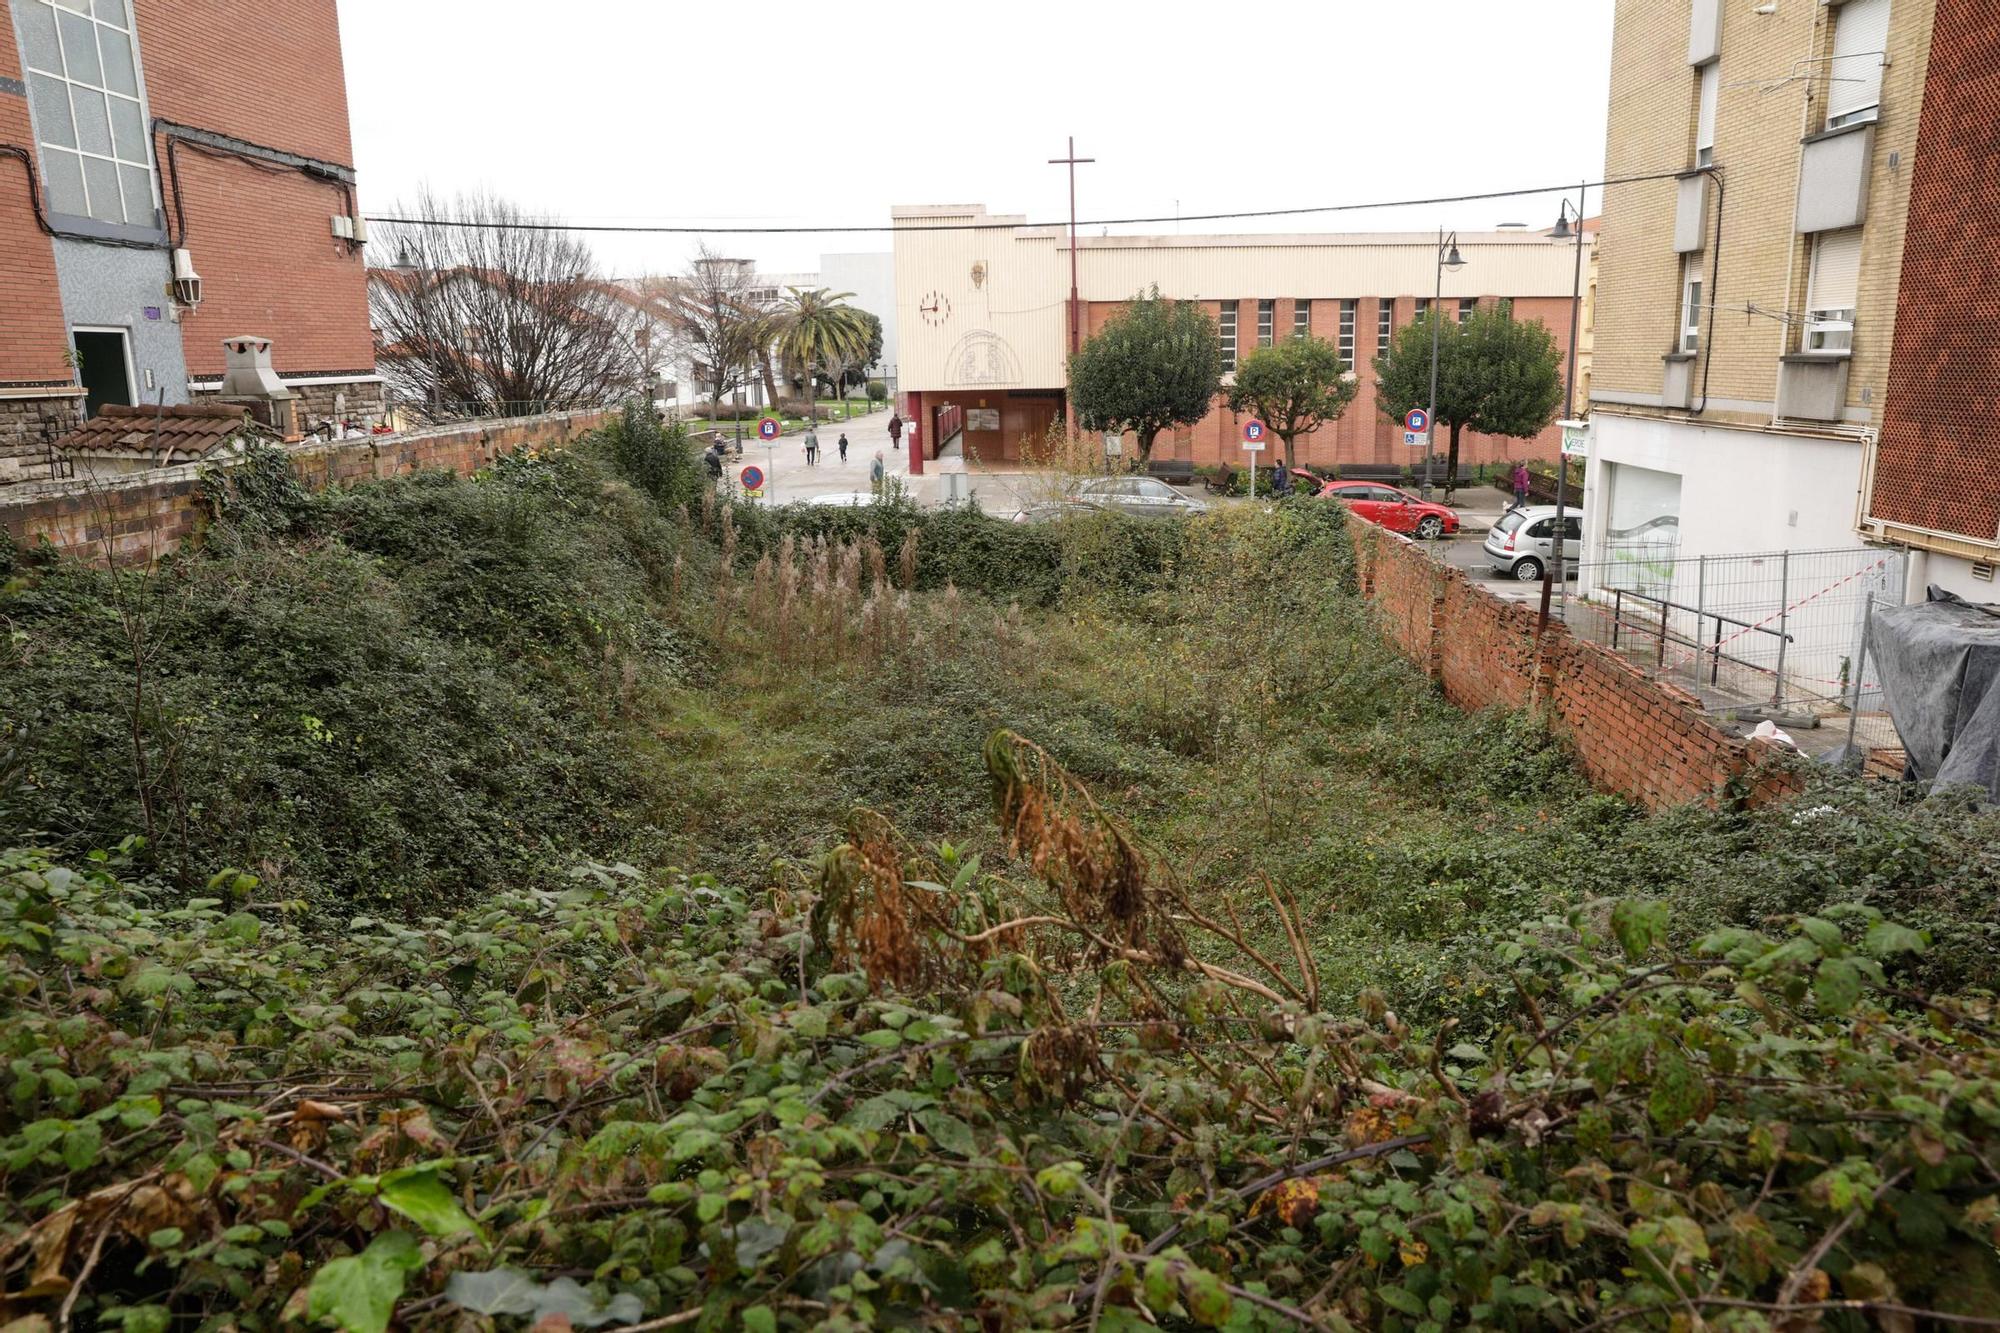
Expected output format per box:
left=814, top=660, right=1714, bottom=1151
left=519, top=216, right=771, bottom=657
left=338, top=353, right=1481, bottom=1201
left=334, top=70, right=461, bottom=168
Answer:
left=1318, top=481, right=1460, bottom=540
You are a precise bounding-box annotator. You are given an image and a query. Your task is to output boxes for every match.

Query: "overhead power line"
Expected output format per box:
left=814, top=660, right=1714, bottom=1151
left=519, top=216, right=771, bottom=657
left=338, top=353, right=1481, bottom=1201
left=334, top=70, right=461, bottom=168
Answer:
left=362, top=169, right=1692, bottom=236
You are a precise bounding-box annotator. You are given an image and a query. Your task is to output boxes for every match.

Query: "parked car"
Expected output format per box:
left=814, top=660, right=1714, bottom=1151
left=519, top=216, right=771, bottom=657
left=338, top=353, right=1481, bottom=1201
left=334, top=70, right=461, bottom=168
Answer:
left=799, top=492, right=880, bottom=508
left=1484, top=505, right=1583, bottom=582
left=1013, top=498, right=1109, bottom=524
left=1074, top=476, right=1210, bottom=519
left=1318, top=481, right=1460, bottom=540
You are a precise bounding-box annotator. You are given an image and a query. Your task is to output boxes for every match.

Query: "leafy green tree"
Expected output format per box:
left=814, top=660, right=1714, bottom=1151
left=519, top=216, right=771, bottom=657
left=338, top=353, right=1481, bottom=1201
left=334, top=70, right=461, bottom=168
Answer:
left=771, top=287, right=870, bottom=422
left=1373, top=304, right=1563, bottom=495
left=1227, top=335, right=1358, bottom=472
left=1068, top=287, right=1222, bottom=463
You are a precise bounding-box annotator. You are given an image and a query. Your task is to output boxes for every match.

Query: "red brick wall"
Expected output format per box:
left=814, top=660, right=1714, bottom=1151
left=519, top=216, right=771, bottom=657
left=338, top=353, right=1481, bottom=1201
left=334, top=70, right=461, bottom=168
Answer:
left=1870, top=0, right=2000, bottom=545
left=1, top=409, right=610, bottom=564
left=132, top=0, right=374, bottom=379
left=1349, top=516, right=1803, bottom=812
left=0, top=1, right=75, bottom=385
left=1087, top=295, right=1578, bottom=472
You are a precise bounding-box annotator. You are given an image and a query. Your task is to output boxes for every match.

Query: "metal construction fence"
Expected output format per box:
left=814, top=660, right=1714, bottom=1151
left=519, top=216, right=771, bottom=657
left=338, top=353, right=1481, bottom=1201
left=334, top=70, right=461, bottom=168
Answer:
left=1563, top=545, right=1907, bottom=716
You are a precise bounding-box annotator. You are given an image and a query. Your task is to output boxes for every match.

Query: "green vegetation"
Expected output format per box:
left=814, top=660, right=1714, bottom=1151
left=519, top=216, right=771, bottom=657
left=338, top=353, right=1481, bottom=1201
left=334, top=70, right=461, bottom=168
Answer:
left=1069, top=287, right=1224, bottom=462
left=3, top=425, right=1998, bottom=1330
left=1373, top=305, right=1565, bottom=496
left=1228, top=334, right=1360, bottom=471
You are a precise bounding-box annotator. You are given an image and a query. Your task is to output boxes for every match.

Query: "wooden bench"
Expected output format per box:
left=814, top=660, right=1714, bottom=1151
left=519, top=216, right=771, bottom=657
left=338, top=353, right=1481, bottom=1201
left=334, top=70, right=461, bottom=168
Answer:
left=1332, top=464, right=1406, bottom=483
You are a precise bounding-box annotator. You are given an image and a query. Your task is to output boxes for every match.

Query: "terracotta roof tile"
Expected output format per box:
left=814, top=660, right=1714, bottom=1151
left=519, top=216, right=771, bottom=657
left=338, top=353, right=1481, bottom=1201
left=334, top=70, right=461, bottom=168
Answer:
left=54, top=402, right=275, bottom=466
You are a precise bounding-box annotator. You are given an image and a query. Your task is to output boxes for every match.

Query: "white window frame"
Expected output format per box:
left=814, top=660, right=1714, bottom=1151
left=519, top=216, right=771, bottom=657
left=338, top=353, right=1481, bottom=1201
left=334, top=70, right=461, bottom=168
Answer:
left=1218, top=303, right=1238, bottom=373
left=16, top=0, right=161, bottom=229
left=1337, top=299, right=1356, bottom=369
left=1457, top=298, right=1477, bottom=324
left=1804, top=229, right=1861, bottom=355
left=1825, top=0, right=1889, bottom=130
left=1680, top=258, right=1704, bottom=355
left=1293, top=298, right=1310, bottom=339
left=1377, top=298, right=1393, bottom=355
left=1256, top=299, right=1275, bottom=348
left=1414, top=298, right=1430, bottom=322
left=1696, top=61, right=1719, bottom=168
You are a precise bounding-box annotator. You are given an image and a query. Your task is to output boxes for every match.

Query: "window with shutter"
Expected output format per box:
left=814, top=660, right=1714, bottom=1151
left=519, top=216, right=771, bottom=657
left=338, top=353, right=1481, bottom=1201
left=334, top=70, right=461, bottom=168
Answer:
left=1681, top=258, right=1704, bottom=355
left=1805, top=229, right=1862, bottom=353
left=1696, top=63, right=1719, bottom=167
left=1826, top=0, right=1889, bottom=128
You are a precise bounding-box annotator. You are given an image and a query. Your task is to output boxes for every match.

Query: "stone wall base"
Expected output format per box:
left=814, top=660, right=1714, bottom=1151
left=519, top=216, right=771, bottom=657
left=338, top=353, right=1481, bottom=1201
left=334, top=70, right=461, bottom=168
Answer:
left=0, top=394, right=86, bottom=487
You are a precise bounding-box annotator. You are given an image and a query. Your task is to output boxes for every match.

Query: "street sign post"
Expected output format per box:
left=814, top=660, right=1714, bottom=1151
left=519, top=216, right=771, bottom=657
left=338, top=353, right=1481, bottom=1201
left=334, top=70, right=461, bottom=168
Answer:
left=1404, top=408, right=1430, bottom=434
left=739, top=464, right=765, bottom=499
left=1242, top=420, right=1267, bottom=498
left=757, top=417, right=781, bottom=442
left=1559, top=418, right=1591, bottom=459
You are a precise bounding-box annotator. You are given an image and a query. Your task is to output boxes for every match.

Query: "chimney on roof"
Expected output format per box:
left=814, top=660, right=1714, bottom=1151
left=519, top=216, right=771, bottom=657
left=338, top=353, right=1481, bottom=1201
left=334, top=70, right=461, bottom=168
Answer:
left=218, top=336, right=301, bottom=442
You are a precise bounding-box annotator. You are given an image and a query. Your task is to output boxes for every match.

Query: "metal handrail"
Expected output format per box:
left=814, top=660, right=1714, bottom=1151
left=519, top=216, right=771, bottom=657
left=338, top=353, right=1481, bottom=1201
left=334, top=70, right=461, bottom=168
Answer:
left=1610, top=588, right=1794, bottom=686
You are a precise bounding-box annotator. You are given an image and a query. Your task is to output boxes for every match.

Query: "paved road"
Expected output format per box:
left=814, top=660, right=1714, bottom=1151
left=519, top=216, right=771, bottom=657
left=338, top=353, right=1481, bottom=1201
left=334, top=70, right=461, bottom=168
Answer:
left=1438, top=530, right=1580, bottom=605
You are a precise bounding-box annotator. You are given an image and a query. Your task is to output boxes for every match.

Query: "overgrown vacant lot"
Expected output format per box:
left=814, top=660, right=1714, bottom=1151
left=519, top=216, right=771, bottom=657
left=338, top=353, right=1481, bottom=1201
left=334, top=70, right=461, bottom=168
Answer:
left=3, top=416, right=1998, bottom=1330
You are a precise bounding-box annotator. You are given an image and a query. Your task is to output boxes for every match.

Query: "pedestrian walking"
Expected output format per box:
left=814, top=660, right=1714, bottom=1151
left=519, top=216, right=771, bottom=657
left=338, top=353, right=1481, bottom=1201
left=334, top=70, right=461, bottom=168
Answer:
left=837, top=432, right=849, bottom=463
left=870, top=451, right=885, bottom=493
left=1270, top=462, right=1289, bottom=497
left=1510, top=461, right=1530, bottom=508
left=804, top=427, right=820, bottom=467
left=887, top=412, right=903, bottom=451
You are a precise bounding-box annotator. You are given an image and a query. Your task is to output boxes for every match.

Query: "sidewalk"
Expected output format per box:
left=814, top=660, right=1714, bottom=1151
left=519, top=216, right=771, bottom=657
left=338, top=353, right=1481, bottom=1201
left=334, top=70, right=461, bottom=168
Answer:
left=699, top=408, right=912, bottom=505
left=1436, top=484, right=1513, bottom=535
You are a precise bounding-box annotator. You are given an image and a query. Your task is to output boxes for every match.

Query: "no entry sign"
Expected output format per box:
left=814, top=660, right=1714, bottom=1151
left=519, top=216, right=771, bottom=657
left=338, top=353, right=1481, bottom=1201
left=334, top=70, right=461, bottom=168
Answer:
left=757, top=417, right=781, bottom=441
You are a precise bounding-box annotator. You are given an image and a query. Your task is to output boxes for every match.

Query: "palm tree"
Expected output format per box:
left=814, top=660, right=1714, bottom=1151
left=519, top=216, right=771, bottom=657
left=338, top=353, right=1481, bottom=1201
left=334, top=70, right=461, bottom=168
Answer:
left=770, top=287, right=869, bottom=423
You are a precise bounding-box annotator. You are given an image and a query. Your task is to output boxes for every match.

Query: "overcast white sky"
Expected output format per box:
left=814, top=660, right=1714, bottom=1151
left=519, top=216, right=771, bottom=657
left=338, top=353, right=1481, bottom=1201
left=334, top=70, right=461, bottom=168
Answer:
left=338, top=0, right=1614, bottom=280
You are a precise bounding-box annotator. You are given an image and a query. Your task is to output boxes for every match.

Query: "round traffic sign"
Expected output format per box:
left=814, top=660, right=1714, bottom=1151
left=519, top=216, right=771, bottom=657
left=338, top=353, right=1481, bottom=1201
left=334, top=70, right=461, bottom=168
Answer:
left=1242, top=419, right=1267, bottom=444
left=757, top=417, right=781, bottom=441
left=1404, top=408, right=1430, bottom=434
left=739, top=465, right=765, bottom=491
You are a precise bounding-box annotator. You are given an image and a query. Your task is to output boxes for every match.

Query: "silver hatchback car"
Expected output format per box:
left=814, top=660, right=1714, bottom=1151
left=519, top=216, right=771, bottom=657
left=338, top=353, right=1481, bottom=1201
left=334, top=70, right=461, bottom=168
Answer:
left=1484, top=506, right=1583, bottom=582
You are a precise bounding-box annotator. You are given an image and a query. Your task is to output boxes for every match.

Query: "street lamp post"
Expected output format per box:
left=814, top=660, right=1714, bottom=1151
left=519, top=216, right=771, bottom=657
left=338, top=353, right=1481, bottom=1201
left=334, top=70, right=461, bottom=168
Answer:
left=1424, top=230, right=1466, bottom=501
left=1539, top=186, right=1589, bottom=632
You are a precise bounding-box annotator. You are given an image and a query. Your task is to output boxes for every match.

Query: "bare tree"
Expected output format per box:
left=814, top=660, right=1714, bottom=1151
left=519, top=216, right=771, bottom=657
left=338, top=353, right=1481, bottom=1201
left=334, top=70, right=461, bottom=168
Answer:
left=370, top=188, right=639, bottom=420
left=652, top=244, right=765, bottom=413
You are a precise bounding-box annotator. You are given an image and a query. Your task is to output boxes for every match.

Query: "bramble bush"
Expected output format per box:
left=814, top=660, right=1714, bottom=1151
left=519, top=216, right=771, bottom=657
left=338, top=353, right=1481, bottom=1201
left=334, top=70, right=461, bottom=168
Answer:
left=5, top=426, right=2000, bottom=1328
left=1, top=737, right=1997, bottom=1330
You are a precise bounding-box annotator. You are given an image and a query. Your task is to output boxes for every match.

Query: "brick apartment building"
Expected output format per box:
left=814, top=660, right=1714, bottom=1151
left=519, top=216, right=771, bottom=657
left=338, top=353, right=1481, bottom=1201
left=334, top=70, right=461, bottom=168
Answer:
left=890, top=205, right=1594, bottom=475
left=1586, top=0, right=1994, bottom=600
left=2, top=0, right=376, bottom=485
left=1860, top=0, right=2000, bottom=595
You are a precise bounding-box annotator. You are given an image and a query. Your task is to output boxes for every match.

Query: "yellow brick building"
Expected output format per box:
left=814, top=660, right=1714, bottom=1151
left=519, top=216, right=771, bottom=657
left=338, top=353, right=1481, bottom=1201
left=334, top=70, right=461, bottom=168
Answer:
left=1585, top=0, right=1935, bottom=573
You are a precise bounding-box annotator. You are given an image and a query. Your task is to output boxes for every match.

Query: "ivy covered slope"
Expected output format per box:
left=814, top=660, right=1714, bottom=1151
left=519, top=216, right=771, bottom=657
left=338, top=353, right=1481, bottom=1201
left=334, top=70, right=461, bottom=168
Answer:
left=2, top=745, right=1998, bottom=1333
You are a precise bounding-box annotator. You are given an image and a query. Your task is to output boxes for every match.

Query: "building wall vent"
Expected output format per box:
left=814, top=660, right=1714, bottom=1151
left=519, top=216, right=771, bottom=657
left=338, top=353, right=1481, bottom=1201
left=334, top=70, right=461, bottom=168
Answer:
left=1974, top=562, right=1996, bottom=583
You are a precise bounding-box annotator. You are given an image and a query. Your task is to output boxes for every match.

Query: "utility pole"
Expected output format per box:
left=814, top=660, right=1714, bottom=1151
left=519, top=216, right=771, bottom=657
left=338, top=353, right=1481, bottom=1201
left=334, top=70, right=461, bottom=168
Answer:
left=1050, top=137, right=1095, bottom=435
left=1538, top=183, right=1589, bottom=634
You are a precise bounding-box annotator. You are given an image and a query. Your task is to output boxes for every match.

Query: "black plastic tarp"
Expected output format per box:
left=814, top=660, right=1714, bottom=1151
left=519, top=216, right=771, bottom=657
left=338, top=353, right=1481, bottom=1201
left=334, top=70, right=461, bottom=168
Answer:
left=1871, top=588, right=2000, bottom=802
